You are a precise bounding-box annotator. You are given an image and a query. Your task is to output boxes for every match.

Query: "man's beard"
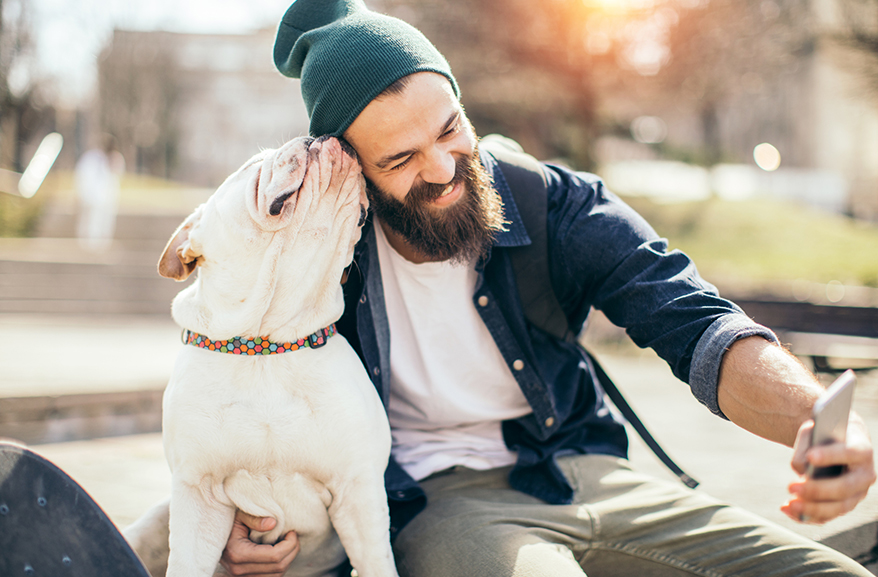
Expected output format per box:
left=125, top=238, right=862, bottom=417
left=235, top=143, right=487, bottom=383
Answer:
left=366, top=149, right=507, bottom=264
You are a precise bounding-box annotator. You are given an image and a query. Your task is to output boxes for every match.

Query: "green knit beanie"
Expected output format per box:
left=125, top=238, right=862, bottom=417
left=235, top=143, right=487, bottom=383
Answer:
left=274, top=0, right=459, bottom=137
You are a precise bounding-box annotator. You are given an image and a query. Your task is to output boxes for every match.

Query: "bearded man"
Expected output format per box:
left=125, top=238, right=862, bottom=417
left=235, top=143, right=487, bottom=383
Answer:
left=127, top=1, right=876, bottom=576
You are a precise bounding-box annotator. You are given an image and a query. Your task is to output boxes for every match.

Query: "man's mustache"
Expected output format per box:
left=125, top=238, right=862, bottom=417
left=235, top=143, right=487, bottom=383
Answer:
left=405, top=158, right=469, bottom=205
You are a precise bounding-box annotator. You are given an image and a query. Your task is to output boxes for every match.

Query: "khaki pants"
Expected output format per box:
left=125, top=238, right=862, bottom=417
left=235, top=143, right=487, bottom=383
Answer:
left=393, top=455, right=870, bottom=577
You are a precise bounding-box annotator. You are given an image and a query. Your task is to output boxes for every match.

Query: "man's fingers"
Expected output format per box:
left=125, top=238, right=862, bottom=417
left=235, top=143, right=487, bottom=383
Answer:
left=785, top=411, right=876, bottom=525
left=790, top=475, right=869, bottom=505
left=235, top=510, right=276, bottom=533
left=785, top=439, right=876, bottom=525
left=792, top=466, right=875, bottom=503
left=790, top=420, right=813, bottom=475
left=276, top=531, right=301, bottom=565
left=222, top=541, right=298, bottom=571
left=221, top=529, right=299, bottom=576
left=801, top=430, right=876, bottom=496
left=784, top=491, right=868, bottom=524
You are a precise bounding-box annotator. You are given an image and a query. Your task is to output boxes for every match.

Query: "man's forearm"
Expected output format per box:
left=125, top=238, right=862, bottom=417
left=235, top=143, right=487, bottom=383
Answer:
left=716, top=336, right=825, bottom=447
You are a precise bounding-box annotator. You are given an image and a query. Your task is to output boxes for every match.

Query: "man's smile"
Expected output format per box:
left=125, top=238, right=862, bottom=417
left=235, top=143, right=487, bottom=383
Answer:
left=430, top=180, right=463, bottom=208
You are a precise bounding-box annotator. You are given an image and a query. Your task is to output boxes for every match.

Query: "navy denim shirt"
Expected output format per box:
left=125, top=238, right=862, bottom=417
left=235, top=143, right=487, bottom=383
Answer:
left=337, top=148, right=777, bottom=536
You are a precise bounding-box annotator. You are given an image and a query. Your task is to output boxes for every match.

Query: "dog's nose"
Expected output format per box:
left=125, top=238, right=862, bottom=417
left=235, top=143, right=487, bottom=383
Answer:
left=338, top=139, right=358, bottom=161
left=358, top=205, right=367, bottom=227
left=309, top=135, right=358, bottom=161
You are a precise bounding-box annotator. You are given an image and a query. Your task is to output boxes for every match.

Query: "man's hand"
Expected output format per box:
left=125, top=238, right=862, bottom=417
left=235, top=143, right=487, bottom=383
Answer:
left=781, top=414, right=876, bottom=524
left=220, top=511, right=300, bottom=577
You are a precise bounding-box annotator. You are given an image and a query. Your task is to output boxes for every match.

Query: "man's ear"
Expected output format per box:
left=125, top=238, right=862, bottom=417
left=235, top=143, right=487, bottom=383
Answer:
left=157, top=206, right=204, bottom=281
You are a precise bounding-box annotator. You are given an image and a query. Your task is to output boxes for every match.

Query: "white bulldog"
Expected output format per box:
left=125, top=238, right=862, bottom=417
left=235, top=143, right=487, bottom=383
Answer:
left=156, top=136, right=397, bottom=577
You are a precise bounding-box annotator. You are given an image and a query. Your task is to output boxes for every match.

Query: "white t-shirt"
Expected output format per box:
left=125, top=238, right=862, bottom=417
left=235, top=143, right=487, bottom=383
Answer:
left=374, top=221, right=532, bottom=481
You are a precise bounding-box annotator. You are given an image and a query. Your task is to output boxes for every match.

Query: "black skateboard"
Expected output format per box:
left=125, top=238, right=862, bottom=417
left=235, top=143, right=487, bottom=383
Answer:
left=0, top=441, right=150, bottom=577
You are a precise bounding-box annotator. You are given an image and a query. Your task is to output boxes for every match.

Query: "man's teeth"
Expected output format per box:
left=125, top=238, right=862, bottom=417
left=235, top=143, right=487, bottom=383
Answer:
left=439, top=184, right=453, bottom=197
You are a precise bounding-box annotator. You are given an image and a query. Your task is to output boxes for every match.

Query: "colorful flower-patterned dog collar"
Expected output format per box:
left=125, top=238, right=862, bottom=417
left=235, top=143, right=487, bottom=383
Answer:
left=181, top=324, right=337, bottom=355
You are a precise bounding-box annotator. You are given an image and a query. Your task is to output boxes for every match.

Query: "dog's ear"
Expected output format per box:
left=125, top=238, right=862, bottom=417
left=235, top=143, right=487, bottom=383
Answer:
left=158, top=207, right=203, bottom=281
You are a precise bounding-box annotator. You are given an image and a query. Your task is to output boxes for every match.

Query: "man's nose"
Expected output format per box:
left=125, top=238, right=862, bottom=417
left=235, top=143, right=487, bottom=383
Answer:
left=420, top=145, right=457, bottom=185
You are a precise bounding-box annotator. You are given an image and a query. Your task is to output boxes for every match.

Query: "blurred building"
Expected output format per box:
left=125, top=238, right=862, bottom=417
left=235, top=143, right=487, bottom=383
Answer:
left=88, top=1, right=876, bottom=219
left=91, top=0, right=602, bottom=183
left=590, top=0, right=878, bottom=220
left=716, top=0, right=876, bottom=219
left=94, top=27, right=308, bottom=188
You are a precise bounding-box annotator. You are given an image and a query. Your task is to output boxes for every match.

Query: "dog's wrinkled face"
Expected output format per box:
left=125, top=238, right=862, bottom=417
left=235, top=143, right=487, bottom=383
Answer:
left=157, top=136, right=368, bottom=339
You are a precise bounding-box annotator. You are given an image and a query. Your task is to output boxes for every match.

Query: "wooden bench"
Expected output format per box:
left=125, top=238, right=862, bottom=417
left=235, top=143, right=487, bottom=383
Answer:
left=732, top=299, right=878, bottom=373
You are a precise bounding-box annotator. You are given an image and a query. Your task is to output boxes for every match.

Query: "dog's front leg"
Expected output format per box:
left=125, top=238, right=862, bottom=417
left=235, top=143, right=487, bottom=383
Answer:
left=328, top=472, right=399, bottom=577
left=166, top=478, right=236, bottom=577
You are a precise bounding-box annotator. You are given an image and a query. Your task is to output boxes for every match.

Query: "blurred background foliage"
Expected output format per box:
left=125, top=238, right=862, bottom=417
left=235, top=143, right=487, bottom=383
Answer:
left=0, top=191, right=43, bottom=236
left=0, top=0, right=876, bottom=289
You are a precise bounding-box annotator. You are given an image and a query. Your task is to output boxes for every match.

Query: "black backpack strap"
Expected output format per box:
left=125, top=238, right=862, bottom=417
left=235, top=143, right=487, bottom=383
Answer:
left=480, top=136, right=572, bottom=343
left=480, top=135, right=699, bottom=489
left=587, top=351, right=699, bottom=489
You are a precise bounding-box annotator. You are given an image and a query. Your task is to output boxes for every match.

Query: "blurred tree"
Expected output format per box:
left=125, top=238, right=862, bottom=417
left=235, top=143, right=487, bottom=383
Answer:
left=374, top=0, right=602, bottom=168
left=585, top=0, right=877, bottom=166
left=835, top=0, right=878, bottom=97
left=631, top=0, right=813, bottom=165
left=97, top=31, right=180, bottom=179
left=0, top=0, right=53, bottom=171
left=370, top=0, right=820, bottom=168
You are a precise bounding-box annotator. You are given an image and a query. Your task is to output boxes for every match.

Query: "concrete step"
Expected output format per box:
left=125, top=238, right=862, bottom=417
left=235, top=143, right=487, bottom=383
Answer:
left=0, top=314, right=176, bottom=446
left=0, top=238, right=190, bottom=315
left=0, top=299, right=175, bottom=315
left=36, top=211, right=187, bottom=243
left=0, top=390, right=163, bottom=445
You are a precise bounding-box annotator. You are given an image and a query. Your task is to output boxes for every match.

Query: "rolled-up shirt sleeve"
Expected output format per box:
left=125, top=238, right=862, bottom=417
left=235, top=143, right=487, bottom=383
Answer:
left=689, top=315, right=779, bottom=419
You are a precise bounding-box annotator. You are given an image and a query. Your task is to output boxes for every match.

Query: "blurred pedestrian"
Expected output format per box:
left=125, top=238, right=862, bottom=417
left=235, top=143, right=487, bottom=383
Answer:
left=75, top=134, right=125, bottom=250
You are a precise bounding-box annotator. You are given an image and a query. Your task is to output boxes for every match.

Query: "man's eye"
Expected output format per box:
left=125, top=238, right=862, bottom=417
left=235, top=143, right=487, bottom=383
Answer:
left=442, top=123, right=459, bottom=138
left=391, top=157, right=411, bottom=171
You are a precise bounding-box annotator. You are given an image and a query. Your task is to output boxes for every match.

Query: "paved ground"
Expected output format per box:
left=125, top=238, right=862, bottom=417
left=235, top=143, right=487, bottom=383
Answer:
left=1, top=314, right=179, bottom=398
left=2, top=313, right=878, bottom=564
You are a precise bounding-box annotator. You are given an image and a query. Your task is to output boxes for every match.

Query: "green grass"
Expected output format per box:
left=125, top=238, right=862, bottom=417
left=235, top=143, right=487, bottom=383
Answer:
left=623, top=196, right=878, bottom=288
left=0, top=194, right=45, bottom=237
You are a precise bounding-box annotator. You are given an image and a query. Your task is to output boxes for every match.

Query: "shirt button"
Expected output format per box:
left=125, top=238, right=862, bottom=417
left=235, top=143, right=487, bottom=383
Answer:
left=359, top=293, right=367, bottom=304
left=373, top=367, right=380, bottom=376
left=545, top=417, right=555, bottom=428
left=395, top=491, right=406, bottom=499
left=513, top=359, right=525, bottom=371
left=478, top=295, right=489, bottom=307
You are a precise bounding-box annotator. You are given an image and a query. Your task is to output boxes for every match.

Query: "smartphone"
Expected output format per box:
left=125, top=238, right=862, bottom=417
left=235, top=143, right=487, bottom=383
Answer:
left=806, top=369, right=857, bottom=479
